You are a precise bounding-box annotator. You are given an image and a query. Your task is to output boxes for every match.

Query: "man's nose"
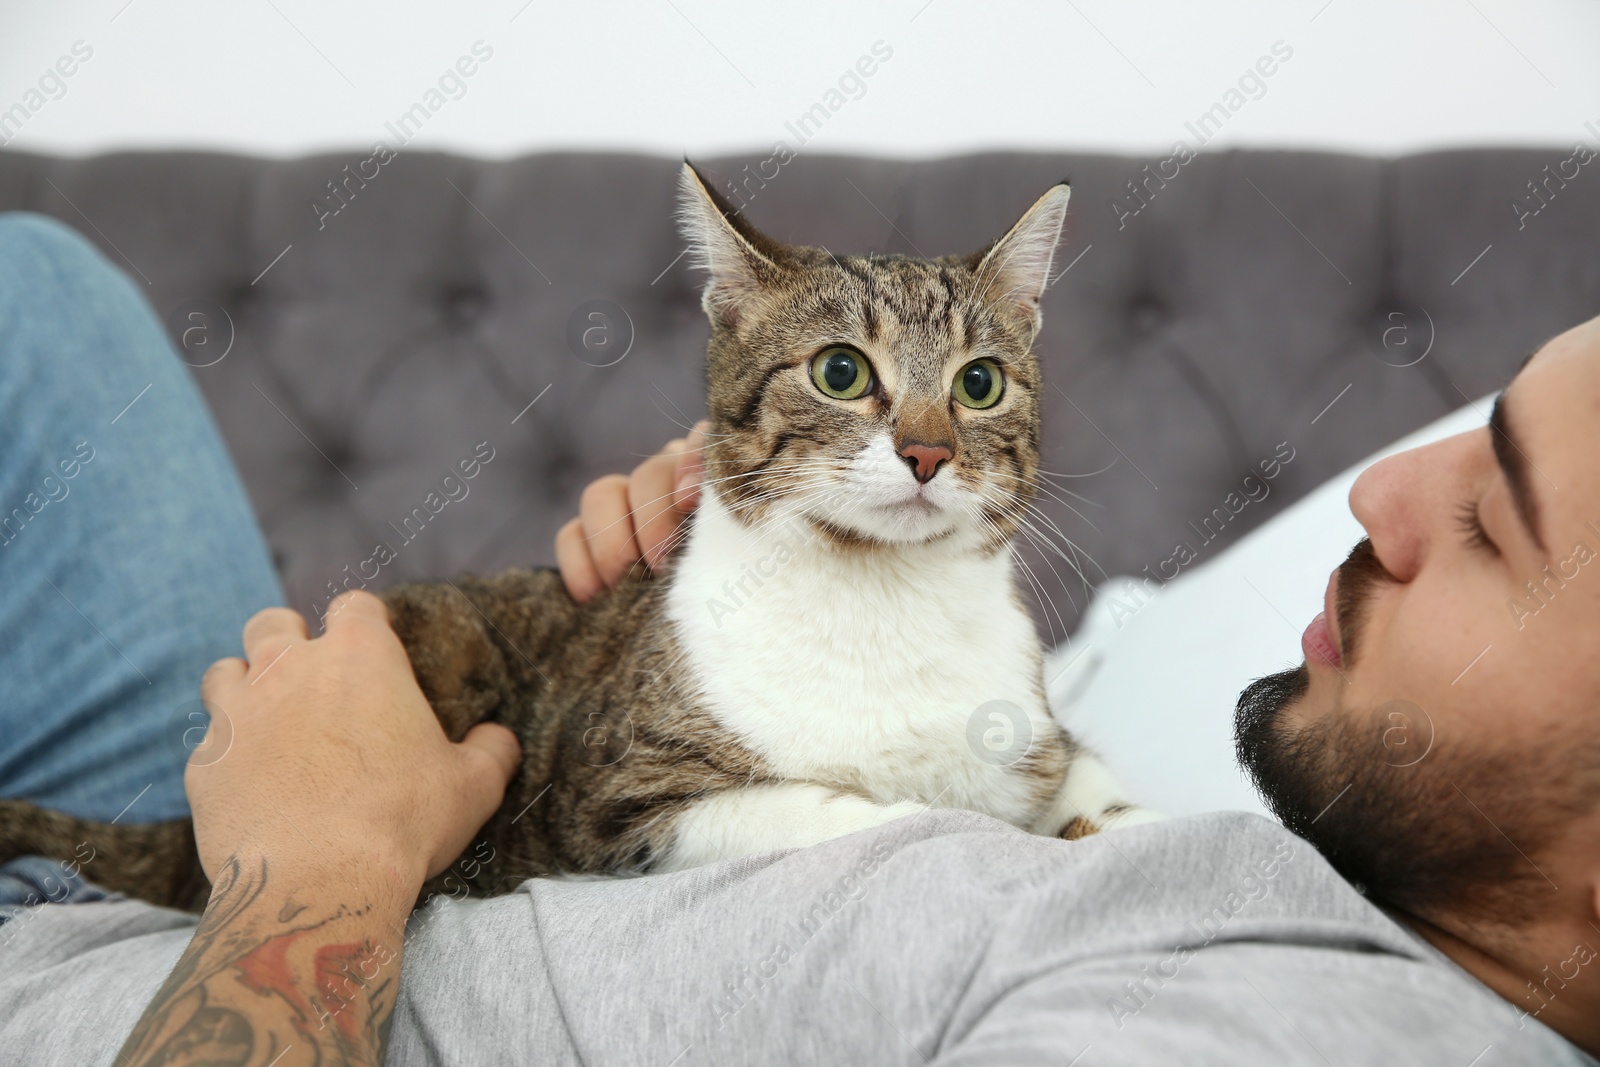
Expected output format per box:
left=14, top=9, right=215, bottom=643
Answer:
left=1348, top=433, right=1473, bottom=582
left=899, top=442, right=953, bottom=484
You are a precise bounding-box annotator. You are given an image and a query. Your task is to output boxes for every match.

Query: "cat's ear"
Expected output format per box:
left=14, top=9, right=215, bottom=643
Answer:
left=968, top=181, right=1072, bottom=333
left=677, top=161, right=788, bottom=328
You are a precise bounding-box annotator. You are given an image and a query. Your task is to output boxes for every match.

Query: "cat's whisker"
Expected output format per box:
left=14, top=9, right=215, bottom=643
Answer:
left=716, top=484, right=833, bottom=556
left=1044, top=483, right=1105, bottom=511
left=723, top=483, right=821, bottom=516
left=962, top=502, right=1070, bottom=639
left=1016, top=526, right=1086, bottom=618
left=575, top=463, right=839, bottom=551
left=979, top=471, right=1104, bottom=535
left=993, top=518, right=1070, bottom=640
left=708, top=459, right=847, bottom=486
left=987, top=507, right=1083, bottom=621
left=1023, top=529, right=1103, bottom=620
left=1066, top=538, right=1102, bottom=606
left=1019, top=515, right=1102, bottom=586
left=978, top=465, right=1096, bottom=506
left=648, top=392, right=700, bottom=436
left=647, top=384, right=722, bottom=440
left=698, top=459, right=841, bottom=482
left=988, top=467, right=1106, bottom=512
left=962, top=472, right=1101, bottom=558
left=1012, top=545, right=1069, bottom=644
left=1003, top=510, right=1097, bottom=589
left=721, top=472, right=844, bottom=517
left=1017, top=494, right=1101, bottom=545
left=1035, top=461, right=1118, bottom=482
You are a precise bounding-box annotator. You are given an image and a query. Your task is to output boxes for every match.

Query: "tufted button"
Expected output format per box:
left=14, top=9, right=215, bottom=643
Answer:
left=542, top=445, right=578, bottom=492
left=439, top=282, right=490, bottom=332
left=319, top=436, right=352, bottom=467
left=309, top=436, right=357, bottom=497
left=227, top=282, right=257, bottom=315
left=1130, top=296, right=1165, bottom=334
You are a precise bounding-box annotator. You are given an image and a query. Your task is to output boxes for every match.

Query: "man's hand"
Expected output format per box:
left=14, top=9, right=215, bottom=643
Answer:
left=119, top=593, right=521, bottom=1067
left=556, top=420, right=708, bottom=602
left=189, top=590, right=521, bottom=889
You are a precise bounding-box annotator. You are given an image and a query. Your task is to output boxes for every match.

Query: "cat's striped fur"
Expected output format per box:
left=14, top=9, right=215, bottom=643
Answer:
left=0, top=163, right=1151, bottom=911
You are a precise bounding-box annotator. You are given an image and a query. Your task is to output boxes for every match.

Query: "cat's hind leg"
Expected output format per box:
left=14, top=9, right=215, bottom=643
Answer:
left=0, top=798, right=209, bottom=911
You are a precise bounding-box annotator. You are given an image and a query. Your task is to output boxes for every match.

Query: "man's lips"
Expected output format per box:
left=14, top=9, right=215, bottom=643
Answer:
left=1302, top=567, right=1342, bottom=669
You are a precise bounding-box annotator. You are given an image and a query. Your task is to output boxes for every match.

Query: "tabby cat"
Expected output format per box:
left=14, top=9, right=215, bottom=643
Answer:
left=0, top=163, right=1151, bottom=912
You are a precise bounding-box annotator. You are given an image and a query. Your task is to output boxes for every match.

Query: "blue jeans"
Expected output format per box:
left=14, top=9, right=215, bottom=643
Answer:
left=0, top=213, right=284, bottom=914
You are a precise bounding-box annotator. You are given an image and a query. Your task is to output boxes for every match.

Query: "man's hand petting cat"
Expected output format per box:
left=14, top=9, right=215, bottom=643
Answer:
left=557, top=419, right=708, bottom=602
left=190, top=591, right=523, bottom=896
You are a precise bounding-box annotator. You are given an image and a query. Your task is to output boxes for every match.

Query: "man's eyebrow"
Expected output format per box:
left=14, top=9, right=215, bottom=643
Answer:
left=1488, top=389, right=1547, bottom=553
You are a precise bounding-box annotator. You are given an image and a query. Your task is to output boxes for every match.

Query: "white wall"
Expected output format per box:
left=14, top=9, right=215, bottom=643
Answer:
left=2, top=0, right=1597, bottom=160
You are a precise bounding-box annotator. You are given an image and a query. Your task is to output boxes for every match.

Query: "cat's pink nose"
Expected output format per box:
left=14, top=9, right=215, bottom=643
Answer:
left=899, top=442, right=953, bottom=484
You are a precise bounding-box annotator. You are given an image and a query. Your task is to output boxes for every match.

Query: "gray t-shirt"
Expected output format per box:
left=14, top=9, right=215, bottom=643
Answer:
left=0, top=811, right=1589, bottom=1065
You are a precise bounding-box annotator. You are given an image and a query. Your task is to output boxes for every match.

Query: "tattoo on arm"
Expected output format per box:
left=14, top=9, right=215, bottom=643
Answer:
left=117, top=855, right=403, bottom=1067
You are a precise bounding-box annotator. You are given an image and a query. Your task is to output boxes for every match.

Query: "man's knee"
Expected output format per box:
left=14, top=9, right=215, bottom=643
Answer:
left=0, top=212, right=158, bottom=375
left=0, top=212, right=130, bottom=318
left=0, top=212, right=103, bottom=272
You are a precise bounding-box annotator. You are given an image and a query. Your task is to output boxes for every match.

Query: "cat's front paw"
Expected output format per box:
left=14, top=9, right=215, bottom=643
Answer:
left=658, top=787, right=936, bottom=871
left=853, top=799, right=930, bottom=832
left=1101, top=805, right=1166, bottom=830
left=1058, top=803, right=1166, bottom=840
left=815, top=797, right=928, bottom=841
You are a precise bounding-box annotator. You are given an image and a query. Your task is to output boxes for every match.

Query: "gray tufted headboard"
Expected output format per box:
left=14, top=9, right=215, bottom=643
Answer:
left=2, top=147, right=1595, bottom=640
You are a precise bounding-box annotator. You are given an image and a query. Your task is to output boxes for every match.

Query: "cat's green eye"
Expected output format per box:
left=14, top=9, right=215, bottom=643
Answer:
left=810, top=346, right=873, bottom=400
left=953, top=358, right=1004, bottom=409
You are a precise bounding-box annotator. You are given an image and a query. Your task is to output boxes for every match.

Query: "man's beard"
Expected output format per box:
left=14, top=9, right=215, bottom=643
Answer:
left=1231, top=539, right=1585, bottom=926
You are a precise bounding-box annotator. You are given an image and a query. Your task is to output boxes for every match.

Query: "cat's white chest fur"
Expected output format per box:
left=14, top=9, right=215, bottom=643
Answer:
left=664, top=491, right=1056, bottom=824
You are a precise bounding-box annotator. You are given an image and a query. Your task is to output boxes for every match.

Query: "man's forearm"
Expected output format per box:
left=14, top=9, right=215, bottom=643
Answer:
left=117, top=852, right=413, bottom=1067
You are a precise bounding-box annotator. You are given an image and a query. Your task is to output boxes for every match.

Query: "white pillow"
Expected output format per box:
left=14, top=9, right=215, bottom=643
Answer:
left=1044, top=397, right=1495, bottom=818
